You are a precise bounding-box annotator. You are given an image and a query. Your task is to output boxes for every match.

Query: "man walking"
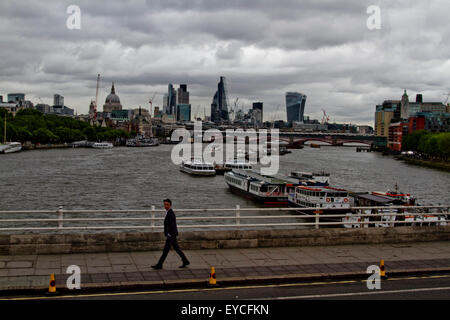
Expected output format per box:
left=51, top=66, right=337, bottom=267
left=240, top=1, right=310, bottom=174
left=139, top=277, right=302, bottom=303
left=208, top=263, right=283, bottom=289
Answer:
left=152, top=199, right=190, bottom=269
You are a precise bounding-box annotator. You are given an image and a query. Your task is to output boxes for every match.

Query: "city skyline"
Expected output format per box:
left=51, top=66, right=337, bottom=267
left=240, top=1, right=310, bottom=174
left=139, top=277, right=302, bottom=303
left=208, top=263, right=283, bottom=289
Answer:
left=1, top=1, right=450, bottom=125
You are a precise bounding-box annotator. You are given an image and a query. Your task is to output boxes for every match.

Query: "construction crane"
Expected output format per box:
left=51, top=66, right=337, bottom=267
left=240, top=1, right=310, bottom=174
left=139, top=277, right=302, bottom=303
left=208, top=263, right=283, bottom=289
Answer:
left=228, top=97, right=238, bottom=122
left=94, top=74, right=100, bottom=121
left=275, top=105, right=283, bottom=121
left=443, top=91, right=450, bottom=105
left=148, top=92, right=157, bottom=117
left=321, top=109, right=330, bottom=124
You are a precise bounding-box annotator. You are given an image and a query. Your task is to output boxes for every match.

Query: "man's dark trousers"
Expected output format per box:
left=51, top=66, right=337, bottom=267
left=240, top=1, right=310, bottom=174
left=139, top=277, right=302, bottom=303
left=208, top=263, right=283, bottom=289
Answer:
left=156, top=208, right=189, bottom=266
left=157, top=236, right=189, bottom=266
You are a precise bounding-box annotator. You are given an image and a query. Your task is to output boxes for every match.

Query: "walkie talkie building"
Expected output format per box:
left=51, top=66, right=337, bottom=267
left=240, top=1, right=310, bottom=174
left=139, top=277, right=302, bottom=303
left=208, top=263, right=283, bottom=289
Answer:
left=285, top=92, right=307, bottom=124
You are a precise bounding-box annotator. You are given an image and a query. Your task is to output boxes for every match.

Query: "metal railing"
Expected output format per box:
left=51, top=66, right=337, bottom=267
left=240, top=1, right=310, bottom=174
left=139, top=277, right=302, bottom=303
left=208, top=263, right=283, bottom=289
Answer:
left=0, top=205, right=449, bottom=233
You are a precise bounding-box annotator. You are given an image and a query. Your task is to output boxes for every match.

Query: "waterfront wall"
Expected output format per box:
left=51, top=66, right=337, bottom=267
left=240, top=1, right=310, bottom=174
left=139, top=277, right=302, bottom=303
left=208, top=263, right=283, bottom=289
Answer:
left=1, top=226, right=450, bottom=255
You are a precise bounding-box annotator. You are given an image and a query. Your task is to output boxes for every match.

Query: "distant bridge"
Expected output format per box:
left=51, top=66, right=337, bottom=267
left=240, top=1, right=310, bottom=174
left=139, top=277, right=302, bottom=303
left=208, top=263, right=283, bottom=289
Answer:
left=278, top=132, right=386, bottom=147
left=185, top=130, right=387, bottom=147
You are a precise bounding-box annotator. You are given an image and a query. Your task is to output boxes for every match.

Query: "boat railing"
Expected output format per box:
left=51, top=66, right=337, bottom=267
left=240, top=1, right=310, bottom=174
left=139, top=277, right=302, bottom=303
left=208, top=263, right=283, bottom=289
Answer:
left=0, top=205, right=448, bottom=233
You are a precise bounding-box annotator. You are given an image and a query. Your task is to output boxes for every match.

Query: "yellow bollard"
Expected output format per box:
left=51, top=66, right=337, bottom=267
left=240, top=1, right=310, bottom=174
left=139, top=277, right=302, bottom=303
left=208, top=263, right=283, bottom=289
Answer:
left=47, top=273, right=58, bottom=295
left=208, top=267, right=217, bottom=286
left=380, top=260, right=387, bottom=279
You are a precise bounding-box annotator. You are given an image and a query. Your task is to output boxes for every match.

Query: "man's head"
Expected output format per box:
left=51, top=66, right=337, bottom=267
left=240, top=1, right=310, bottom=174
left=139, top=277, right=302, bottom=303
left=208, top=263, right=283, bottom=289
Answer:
left=163, top=199, right=172, bottom=211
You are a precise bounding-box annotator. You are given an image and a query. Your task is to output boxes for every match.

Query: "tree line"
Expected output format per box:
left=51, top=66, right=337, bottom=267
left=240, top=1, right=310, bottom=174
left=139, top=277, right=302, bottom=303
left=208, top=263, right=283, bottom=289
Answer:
left=0, top=108, right=134, bottom=144
left=402, top=130, right=450, bottom=161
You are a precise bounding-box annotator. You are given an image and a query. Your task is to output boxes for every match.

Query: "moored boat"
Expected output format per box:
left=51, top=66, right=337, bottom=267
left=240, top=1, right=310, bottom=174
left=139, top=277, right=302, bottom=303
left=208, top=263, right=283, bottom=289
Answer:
left=180, top=160, right=216, bottom=176
left=372, top=183, right=416, bottom=205
left=290, top=171, right=330, bottom=186
left=0, top=142, right=22, bottom=154
left=126, top=137, right=159, bottom=147
left=1, top=111, right=22, bottom=154
left=224, top=170, right=299, bottom=205
left=92, top=142, right=114, bottom=149
left=215, top=160, right=253, bottom=175
left=288, top=185, right=352, bottom=214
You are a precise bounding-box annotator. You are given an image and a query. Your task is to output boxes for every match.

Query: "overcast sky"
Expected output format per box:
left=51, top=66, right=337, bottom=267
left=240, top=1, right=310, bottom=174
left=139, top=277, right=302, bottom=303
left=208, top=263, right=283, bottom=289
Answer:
left=1, top=0, right=449, bottom=125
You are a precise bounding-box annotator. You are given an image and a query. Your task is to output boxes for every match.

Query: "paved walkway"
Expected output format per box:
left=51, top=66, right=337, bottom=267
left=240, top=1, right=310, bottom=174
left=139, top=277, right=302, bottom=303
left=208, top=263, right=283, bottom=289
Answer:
left=1, top=241, right=450, bottom=292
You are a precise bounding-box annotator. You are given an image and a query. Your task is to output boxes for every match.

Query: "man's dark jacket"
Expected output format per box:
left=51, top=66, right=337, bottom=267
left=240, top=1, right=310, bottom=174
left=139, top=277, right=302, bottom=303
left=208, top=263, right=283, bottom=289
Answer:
left=164, top=208, right=179, bottom=237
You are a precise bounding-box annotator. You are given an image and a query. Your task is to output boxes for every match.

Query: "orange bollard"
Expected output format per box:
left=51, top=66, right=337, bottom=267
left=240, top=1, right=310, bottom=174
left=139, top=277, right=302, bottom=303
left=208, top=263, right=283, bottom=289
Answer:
left=208, top=267, right=217, bottom=286
left=380, top=260, right=387, bottom=279
left=46, top=273, right=58, bottom=295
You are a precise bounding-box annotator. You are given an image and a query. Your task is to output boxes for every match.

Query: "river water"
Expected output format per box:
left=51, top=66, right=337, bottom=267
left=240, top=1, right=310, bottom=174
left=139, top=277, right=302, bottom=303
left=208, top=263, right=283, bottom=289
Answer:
left=0, top=144, right=449, bottom=232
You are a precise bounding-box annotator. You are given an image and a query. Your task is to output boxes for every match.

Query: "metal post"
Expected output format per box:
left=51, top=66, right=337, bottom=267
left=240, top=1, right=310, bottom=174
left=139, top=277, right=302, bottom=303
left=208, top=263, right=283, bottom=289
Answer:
left=315, top=211, right=319, bottom=229
left=151, top=205, right=155, bottom=231
left=57, top=206, right=63, bottom=230
left=362, top=209, right=367, bottom=229
left=236, top=205, right=240, bottom=227
left=389, top=208, right=394, bottom=228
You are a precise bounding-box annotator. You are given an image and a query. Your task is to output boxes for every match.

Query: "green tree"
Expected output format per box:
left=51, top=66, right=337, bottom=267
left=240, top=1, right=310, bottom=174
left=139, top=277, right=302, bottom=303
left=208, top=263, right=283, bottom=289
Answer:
left=32, top=128, right=59, bottom=144
left=16, top=127, right=33, bottom=142
left=83, top=127, right=97, bottom=141
left=438, top=132, right=450, bottom=160
left=402, top=130, right=429, bottom=151
left=70, top=129, right=85, bottom=142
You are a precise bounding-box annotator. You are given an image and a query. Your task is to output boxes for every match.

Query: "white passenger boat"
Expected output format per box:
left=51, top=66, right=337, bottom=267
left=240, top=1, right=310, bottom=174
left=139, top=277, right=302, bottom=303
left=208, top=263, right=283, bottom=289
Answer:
left=180, top=160, right=216, bottom=176
left=0, top=142, right=22, bottom=154
left=288, top=186, right=352, bottom=213
left=1, top=112, right=22, bottom=154
left=92, top=142, right=114, bottom=149
left=126, top=137, right=159, bottom=147
left=224, top=170, right=299, bottom=205
left=215, top=160, right=253, bottom=175
left=342, top=208, right=447, bottom=229
left=290, top=171, right=330, bottom=186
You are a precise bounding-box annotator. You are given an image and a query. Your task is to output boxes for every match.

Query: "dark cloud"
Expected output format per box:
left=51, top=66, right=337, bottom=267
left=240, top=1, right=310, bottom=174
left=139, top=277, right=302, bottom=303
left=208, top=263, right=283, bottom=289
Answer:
left=0, top=0, right=449, bottom=125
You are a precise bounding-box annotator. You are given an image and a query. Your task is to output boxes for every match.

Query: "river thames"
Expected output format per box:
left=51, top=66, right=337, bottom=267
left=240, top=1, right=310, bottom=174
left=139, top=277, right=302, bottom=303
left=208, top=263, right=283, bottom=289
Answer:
left=1, top=145, right=449, bottom=210
left=0, top=145, right=449, bottom=233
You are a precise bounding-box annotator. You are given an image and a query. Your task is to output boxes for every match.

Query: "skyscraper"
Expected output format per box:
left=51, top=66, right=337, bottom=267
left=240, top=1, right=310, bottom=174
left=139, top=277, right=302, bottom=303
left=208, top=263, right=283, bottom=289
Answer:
left=7, top=93, right=25, bottom=103
left=167, top=84, right=177, bottom=116
left=177, top=84, right=189, bottom=104
left=252, top=102, right=263, bottom=126
left=176, top=84, right=191, bottom=121
left=53, top=94, right=64, bottom=107
left=285, top=92, right=306, bottom=124
left=211, top=76, right=229, bottom=123
left=163, top=94, right=169, bottom=114
left=176, top=104, right=191, bottom=121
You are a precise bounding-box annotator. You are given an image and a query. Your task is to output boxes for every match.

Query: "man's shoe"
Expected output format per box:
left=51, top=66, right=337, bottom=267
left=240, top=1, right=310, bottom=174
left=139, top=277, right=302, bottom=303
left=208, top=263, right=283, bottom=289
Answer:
left=151, top=264, right=162, bottom=270
left=179, top=261, right=190, bottom=268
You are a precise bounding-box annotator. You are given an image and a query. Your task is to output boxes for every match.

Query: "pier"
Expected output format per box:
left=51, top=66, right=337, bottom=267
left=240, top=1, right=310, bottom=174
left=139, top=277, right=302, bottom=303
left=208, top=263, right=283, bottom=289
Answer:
left=356, top=146, right=373, bottom=152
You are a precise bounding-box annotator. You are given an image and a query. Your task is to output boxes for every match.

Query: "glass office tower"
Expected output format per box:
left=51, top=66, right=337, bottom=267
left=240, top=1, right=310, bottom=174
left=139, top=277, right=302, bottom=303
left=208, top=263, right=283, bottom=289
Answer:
left=211, top=76, right=229, bottom=123
left=285, top=92, right=307, bottom=124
